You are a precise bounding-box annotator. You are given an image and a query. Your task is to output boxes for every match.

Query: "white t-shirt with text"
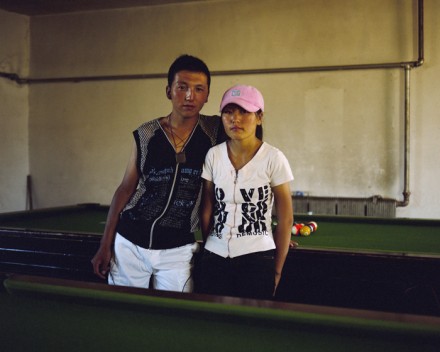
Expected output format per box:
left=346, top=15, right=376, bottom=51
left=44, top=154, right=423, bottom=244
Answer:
left=202, top=141, right=294, bottom=258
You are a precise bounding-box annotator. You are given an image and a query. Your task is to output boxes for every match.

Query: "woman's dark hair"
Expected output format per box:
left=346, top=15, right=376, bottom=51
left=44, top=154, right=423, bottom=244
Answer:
left=256, top=110, right=263, bottom=140
left=256, top=125, right=263, bottom=140
left=167, top=54, right=211, bottom=89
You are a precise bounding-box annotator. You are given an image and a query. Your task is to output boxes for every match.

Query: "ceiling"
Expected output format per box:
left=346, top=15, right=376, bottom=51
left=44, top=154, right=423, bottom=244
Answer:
left=0, top=0, right=207, bottom=16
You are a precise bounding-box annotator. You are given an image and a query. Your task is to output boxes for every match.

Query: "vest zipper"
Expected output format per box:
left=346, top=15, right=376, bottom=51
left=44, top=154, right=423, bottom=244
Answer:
left=149, top=162, right=180, bottom=248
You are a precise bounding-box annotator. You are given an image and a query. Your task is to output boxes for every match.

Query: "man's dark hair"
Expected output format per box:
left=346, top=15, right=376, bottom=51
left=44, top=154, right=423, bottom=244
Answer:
left=167, top=54, right=211, bottom=89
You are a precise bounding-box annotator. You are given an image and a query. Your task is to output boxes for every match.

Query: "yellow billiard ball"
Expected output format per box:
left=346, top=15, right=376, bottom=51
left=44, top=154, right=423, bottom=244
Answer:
left=300, top=226, right=311, bottom=236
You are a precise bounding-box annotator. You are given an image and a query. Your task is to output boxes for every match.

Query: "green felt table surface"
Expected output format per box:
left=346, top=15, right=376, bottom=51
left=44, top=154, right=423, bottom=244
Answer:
left=0, top=204, right=108, bottom=234
left=291, top=215, right=440, bottom=255
left=1, top=204, right=440, bottom=255
left=2, top=275, right=440, bottom=352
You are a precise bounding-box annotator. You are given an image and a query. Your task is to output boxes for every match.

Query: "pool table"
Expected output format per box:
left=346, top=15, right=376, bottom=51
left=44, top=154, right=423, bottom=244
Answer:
left=0, top=203, right=439, bottom=315
left=0, top=204, right=106, bottom=282
left=1, top=274, right=440, bottom=352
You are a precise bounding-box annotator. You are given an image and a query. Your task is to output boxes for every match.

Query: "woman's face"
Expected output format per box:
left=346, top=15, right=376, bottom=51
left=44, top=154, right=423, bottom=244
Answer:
left=221, top=104, right=262, bottom=141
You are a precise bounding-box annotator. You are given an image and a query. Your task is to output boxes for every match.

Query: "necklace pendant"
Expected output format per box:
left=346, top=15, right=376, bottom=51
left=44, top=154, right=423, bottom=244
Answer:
left=176, top=151, right=186, bottom=164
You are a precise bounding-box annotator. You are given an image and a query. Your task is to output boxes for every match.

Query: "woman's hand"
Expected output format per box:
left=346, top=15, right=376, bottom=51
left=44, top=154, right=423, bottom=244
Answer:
left=289, top=240, right=299, bottom=249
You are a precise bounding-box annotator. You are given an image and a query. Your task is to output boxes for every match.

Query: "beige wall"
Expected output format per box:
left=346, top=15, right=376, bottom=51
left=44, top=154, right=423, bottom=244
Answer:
left=0, top=10, right=29, bottom=211
left=1, top=0, right=439, bottom=218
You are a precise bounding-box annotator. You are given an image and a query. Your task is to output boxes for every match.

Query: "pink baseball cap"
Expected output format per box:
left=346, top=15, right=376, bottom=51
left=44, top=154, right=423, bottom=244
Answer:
left=220, top=85, right=264, bottom=113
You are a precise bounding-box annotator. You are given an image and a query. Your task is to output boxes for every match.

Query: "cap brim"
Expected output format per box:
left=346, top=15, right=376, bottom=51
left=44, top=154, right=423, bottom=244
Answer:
left=220, top=99, right=260, bottom=113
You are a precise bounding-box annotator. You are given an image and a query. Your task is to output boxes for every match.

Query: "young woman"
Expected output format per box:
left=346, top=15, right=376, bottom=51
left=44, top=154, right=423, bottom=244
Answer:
left=199, top=85, right=293, bottom=299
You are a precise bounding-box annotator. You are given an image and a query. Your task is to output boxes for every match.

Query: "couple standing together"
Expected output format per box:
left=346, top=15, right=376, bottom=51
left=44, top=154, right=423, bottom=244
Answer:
left=91, top=54, right=294, bottom=300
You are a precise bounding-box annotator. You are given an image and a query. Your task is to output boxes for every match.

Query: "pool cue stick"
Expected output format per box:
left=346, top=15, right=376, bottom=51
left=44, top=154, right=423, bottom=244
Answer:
left=26, top=175, right=33, bottom=210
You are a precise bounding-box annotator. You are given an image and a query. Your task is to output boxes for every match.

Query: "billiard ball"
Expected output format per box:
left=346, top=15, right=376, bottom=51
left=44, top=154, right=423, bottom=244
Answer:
left=308, top=221, right=318, bottom=232
left=291, top=223, right=304, bottom=236
left=300, top=226, right=311, bottom=236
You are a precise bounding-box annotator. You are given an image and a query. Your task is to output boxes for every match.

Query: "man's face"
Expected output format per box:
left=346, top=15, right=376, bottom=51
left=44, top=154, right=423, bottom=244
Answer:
left=167, top=70, right=209, bottom=119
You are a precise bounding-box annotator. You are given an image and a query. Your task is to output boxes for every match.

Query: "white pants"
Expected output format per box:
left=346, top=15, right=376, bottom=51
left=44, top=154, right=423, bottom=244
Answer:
left=108, top=233, right=199, bottom=293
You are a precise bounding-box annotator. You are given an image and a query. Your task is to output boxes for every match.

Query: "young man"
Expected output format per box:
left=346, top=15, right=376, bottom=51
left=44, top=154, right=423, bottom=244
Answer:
left=91, top=55, right=223, bottom=292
